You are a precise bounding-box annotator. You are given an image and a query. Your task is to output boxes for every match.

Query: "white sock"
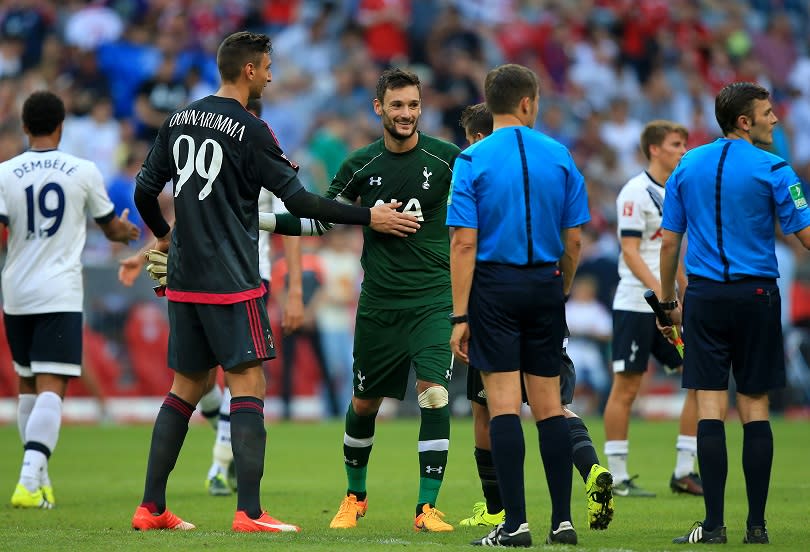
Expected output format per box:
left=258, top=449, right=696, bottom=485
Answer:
left=198, top=384, right=223, bottom=429
left=674, top=434, right=697, bottom=479
left=212, top=387, right=233, bottom=471
left=604, top=440, right=629, bottom=482
left=17, top=394, right=36, bottom=443
left=20, top=450, right=47, bottom=492
left=20, top=392, right=62, bottom=491
left=220, top=387, right=232, bottom=416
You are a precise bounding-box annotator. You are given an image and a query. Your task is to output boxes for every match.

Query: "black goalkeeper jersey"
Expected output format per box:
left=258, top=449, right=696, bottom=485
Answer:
left=136, top=95, right=304, bottom=303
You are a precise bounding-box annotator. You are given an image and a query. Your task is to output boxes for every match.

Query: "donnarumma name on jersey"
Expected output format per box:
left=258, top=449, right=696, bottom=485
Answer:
left=168, top=109, right=246, bottom=142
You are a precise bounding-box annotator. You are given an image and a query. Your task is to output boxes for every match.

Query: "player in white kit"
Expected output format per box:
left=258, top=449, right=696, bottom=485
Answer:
left=1, top=91, right=139, bottom=509
left=603, top=120, right=703, bottom=497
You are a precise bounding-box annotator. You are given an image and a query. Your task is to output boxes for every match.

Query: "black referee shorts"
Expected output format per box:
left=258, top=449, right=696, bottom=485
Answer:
left=682, top=277, right=785, bottom=394
left=467, top=348, right=576, bottom=405
left=468, top=263, right=564, bottom=378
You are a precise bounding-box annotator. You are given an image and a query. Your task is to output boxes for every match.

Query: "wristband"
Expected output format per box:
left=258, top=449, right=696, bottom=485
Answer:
left=448, top=313, right=468, bottom=325
left=660, top=300, right=679, bottom=310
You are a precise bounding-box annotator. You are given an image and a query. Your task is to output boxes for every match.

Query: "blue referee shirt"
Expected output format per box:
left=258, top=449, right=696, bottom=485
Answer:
left=446, top=126, right=590, bottom=265
left=662, top=138, right=810, bottom=281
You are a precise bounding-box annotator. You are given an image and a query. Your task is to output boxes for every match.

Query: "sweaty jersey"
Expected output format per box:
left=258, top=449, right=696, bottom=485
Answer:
left=613, top=171, right=665, bottom=312
left=326, top=132, right=460, bottom=309
left=0, top=150, right=115, bottom=314
left=136, top=95, right=304, bottom=303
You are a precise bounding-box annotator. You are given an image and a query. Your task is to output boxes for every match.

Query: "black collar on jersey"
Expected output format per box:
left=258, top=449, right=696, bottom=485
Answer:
left=29, top=148, right=58, bottom=153
left=644, top=170, right=664, bottom=188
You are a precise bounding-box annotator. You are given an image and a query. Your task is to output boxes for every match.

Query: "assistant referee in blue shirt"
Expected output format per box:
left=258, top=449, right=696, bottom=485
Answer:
left=447, top=64, right=590, bottom=547
left=659, top=82, right=810, bottom=545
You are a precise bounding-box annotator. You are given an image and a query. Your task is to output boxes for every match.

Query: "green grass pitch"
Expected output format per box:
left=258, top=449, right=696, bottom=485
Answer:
left=1, top=417, right=807, bottom=551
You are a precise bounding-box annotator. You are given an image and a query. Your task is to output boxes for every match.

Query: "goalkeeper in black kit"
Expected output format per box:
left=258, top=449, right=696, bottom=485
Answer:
left=130, top=31, right=418, bottom=533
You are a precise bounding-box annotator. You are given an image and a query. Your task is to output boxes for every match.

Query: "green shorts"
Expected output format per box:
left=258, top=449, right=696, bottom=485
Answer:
left=352, top=301, right=453, bottom=400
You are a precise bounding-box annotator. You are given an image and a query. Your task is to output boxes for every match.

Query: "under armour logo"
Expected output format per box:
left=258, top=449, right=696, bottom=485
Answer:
left=369, top=176, right=382, bottom=186
left=344, top=456, right=359, bottom=466
left=425, top=465, right=443, bottom=474
left=421, top=166, right=432, bottom=189
left=445, top=369, right=452, bottom=381
left=629, top=340, right=639, bottom=363
left=357, top=371, right=366, bottom=392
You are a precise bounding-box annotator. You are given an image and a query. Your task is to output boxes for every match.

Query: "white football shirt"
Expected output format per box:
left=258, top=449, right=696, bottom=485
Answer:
left=0, top=149, right=114, bottom=314
left=613, top=171, right=666, bottom=312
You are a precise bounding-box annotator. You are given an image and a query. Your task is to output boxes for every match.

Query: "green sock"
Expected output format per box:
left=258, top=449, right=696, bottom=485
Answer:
left=417, top=405, right=450, bottom=509
left=343, top=404, right=376, bottom=498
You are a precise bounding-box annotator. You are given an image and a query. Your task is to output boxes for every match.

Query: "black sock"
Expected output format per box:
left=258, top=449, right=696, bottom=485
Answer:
left=697, top=419, right=727, bottom=531
left=231, top=396, right=266, bottom=519
left=202, top=408, right=220, bottom=428
left=490, top=414, right=525, bottom=533
left=474, top=447, right=503, bottom=514
left=537, top=415, right=573, bottom=529
left=141, top=393, right=194, bottom=513
left=743, top=420, right=772, bottom=529
left=566, top=417, right=600, bottom=482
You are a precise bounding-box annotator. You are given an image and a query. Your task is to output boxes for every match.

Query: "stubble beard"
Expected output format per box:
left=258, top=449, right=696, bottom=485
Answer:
left=383, top=115, right=419, bottom=142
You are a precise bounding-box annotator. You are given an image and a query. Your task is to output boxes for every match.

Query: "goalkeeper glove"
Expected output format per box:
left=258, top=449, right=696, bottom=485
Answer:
left=144, top=249, right=168, bottom=286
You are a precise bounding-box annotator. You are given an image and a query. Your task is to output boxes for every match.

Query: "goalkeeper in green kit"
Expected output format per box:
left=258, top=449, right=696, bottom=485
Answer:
left=261, top=68, right=460, bottom=532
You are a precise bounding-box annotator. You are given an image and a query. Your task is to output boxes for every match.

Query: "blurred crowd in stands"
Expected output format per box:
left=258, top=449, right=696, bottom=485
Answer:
left=1, top=0, right=810, bottom=413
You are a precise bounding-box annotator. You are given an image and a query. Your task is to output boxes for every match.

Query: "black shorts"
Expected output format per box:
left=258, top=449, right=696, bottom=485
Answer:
left=611, top=310, right=683, bottom=374
left=682, top=277, right=785, bottom=394
left=467, top=347, right=576, bottom=406
left=168, top=297, right=275, bottom=374
left=4, top=311, right=83, bottom=378
left=468, top=263, right=564, bottom=377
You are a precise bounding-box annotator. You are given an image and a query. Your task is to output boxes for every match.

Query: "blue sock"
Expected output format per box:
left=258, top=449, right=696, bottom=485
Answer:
left=538, top=415, right=573, bottom=528
left=490, top=414, right=525, bottom=533
left=697, top=419, right=727, bottom=531
left=742, top=421, right=772, bottom=529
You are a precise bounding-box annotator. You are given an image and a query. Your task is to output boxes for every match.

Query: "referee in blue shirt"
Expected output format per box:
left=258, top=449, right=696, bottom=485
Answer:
left=660, top=82, right=810, bottom=545
left=447, top=64, right=590, bottom=547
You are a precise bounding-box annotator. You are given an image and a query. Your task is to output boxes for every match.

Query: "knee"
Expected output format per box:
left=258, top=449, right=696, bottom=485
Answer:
left=417, top=385, right=448, bottom=409
left=608, top=377, right=640, bottom=405
left=34, top=374, right=68, bottom=398
left=351, top=396, right=382, bottom=417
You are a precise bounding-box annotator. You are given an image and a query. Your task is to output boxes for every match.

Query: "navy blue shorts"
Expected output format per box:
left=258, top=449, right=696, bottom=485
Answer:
left=467, top=347, right=576, bottom=406
left=4, top=311, right=83, bottom=378
left=168, top=297, right=275, bottom=374
left=682, top=277, right=785, bottom=394
left=468, top=263, right=564, bottom=377
left=611, top=310, right=683, bottom=374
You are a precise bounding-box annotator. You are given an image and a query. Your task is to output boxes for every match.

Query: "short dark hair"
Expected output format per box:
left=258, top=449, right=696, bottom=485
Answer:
left=375, top=68, right=421, bottom=104
left=246, top=98, right=263, bottom=118
left=714, top=82, right=770, bottom=135
left=639, top=120, right=688, bottom=160
left=22, top=91, right=65, bottom=136
left=217, top=31, right=272, bottom=83
left=459, top=103, right=493, bottom=137
left=484, top=64, right=538, bottom=115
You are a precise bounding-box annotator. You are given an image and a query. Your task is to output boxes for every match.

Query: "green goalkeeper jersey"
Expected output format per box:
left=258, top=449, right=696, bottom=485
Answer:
left=326, top=132, right=460, bottom=309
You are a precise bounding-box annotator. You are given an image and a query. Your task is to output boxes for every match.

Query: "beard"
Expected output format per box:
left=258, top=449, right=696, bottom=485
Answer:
left=248, top=81, right=266, bottom=100
left=382, top=113, right=419, bottom=141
